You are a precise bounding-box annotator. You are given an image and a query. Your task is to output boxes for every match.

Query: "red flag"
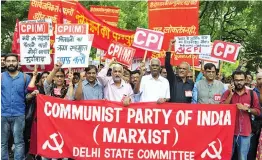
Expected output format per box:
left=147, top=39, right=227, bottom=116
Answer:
left=11, top=19, right=20, bottom=54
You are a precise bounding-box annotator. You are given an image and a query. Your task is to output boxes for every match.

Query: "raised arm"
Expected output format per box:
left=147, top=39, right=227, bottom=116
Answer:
left=97, top=58, right=116, bottom=86
left=165, top=40, right=176, bottom=84
left=65, top=69, right=75, bottom=100
left=134, top=62, right=145, bottom=94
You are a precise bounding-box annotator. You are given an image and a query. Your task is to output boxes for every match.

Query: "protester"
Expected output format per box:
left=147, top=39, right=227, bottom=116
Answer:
left=1, top=52, right=7, bottom=72
left=72, top=72, right=80, bottom=85
left=36, top=71, right=50, bottom=94
left=165, top=42, right=194, bottom=103
left=44, top=62, right=68, bottom=98
left=130, top=70, right=140, bottom=89
left=74, top=65, right=103, bottom=100
left=1, top=53, right=31, bottom=160
left=252, top=72, right=262, bottom=160
left=123, top=67, right=131, bottom=83
left=134, top=58, right=170, bottom=103
left=42, top=62, right=71, bottom=160
left=192, top=63, right=224, bottom=104
left=97, top=58, right=133, bottom=106
left=160, top=66, right=167, bottom=78
left=98, top=63, right=104, bottom=72
left=187, top=70, right=194, bottom=82
left=221, top=70, right=261, bottom=160
left=246, top=71, right=253, bottom=88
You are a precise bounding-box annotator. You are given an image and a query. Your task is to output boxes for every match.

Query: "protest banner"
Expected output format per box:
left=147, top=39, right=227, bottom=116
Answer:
left=28, top=0, right=63, bottom=51
left=61, top=0, right=78, bottom=24
left=74, top=3, right=147, bottom=58
left=34, top=94, right=236, bottom=159
left=105, top=41, right=136, bottom=67
left=54, top=24, right=92, bottom=68
left=12, top=19, right=20, bottom=54
left=211, top=40, right=241, bottom=63
left=90, top=5, right=120, bottom=27
left=19, top=22, right=51, bottom=65
left=133, top=28, right=164, bottom=53
left=148, top=0, right=199, bottom=64
left=174, top=35, right=211, bottom=54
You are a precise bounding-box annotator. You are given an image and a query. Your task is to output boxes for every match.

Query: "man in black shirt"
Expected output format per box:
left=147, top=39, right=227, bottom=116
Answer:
left=165, top=41, right=194, bottom=103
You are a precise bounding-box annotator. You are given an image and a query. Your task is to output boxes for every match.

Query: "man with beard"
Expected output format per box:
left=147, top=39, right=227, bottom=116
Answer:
left=192, top=63, right=224, bottom=104
left=1, top=53, right=31, bottom=160
left=134, top=58, right=170, bottom=103
left=221, top=70, right=261, bottom=160
left=97, top=58, right=133, bottom=106
left=74, top=65, right=103, bottom=100
left=165, top=41, right=194, bottom=103
left=1, top=52, right=6, bottom=72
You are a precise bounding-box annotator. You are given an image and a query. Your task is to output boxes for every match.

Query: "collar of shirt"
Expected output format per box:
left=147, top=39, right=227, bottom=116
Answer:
left=177, top=75, right=192, bottom=84
left=109, top=78, right=125, bottom=88
left=149, top=74, right=163, bottom=82
left=254, top=87, right=260, bottom=94
left=234, top=88, right=249, bottom=96
left=6, top=71, right=22, bottom=80
left=83, top=79, right=99, bottom=87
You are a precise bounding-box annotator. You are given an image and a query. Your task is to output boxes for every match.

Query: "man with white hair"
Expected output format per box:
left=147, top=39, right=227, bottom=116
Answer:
left=134, top=58, right=170, bottom=103
left=97, top=58, right=133, bottom=106
left=165, top=41, right=194, bottom=103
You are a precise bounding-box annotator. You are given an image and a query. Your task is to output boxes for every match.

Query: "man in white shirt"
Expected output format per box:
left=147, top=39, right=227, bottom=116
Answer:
left=134, top=58, right=170, bottom=103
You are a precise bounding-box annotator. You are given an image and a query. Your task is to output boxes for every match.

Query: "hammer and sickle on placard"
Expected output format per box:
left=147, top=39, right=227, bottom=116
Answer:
left=201, top=138, right=222, bottom=159
left=42, top=132, right=64, bottom=154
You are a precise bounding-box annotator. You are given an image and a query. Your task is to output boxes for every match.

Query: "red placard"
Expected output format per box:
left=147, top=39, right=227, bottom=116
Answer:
left=211, top=40, right=241, bottom=63
left=32, top=94, right=236, bottom=160
left=105, top=41, right=136, bottom=67
left=148, top=0, right=199, bottom=65
left=132, top=28, right=164, bottom=52
left=90, top=5, right=120, bottom=27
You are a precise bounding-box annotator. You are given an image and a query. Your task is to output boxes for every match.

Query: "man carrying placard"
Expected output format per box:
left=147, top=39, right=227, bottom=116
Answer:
left=165, top=40, right=194, bottom=103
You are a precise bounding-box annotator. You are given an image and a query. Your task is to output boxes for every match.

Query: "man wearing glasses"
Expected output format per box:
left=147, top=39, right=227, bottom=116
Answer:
left=192, top=63, right=225, bottom=104
left=165, top=41, right=194, bottom=103
left=220, top=70, right=261, bottom=160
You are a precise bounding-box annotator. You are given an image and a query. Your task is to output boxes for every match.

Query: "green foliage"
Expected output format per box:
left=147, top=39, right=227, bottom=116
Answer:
left=1, top=1, right=262, bottom=75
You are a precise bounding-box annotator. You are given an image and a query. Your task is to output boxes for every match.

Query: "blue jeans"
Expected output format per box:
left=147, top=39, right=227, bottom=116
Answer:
left=232, top=135, right=251, bottom=160
left=1, top=116, right=25, bottom=160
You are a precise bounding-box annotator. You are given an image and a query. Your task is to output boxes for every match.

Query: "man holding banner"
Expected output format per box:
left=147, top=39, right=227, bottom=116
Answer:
left=192, top=63, right=224, bottom=104
left=221, top=70, right=261, bottom=160
left=97, top=58, right=133, bottom=105
left=134, top=58, right=170, bottom=103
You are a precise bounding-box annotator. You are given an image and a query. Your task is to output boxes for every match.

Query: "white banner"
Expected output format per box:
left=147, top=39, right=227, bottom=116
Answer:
left=175, top=35, right=211, bottom=54
left=19, top=22, right=51, bottom=65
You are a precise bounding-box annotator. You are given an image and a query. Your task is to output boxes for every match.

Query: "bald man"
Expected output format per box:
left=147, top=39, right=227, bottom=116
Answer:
left=97, top=59, right=133, bottom=105
left=134, top=58, right=170, bottom=103
left=165, top=41, right=194, bottom=103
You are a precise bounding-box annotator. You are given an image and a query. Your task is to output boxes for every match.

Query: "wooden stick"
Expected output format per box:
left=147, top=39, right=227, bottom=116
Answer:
left=143, top=50, right=148, bottom=63
left=219, top=61, right=223, bottom=75
left=192, top=55, right=195, bottom=81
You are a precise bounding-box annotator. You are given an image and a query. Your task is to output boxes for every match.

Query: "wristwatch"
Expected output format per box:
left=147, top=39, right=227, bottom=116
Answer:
left=247, top=109, right=251, bottom=113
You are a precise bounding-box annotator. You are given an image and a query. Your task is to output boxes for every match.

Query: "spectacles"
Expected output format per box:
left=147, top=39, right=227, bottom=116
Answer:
left=56, top=75, right=65, bottom=78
